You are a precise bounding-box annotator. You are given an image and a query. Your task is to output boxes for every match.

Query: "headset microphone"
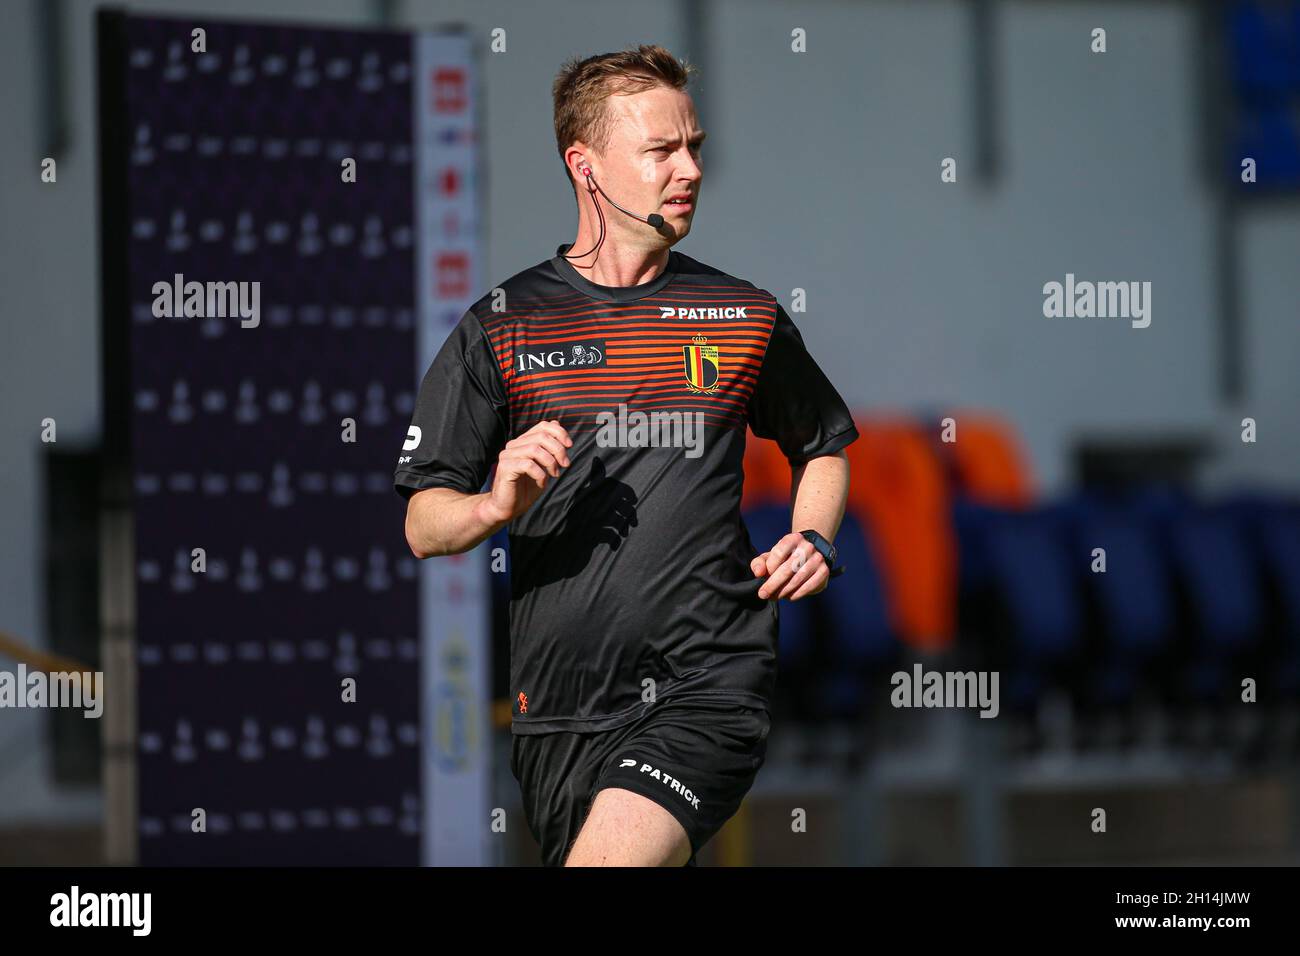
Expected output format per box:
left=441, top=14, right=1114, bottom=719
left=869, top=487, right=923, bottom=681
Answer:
left=562, top=167, right=664, bottom=260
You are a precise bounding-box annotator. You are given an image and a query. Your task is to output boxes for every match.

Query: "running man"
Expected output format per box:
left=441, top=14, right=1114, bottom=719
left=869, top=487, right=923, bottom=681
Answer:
left=395, top=45, right=856, bottom=866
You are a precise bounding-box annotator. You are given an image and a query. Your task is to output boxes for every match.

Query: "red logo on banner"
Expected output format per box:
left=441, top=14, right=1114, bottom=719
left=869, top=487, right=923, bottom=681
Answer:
left=433, top=67, right=467, bottom=113
left=436, top=252, right=470, bottom=298
left=439, top=167, right=460, bottom=196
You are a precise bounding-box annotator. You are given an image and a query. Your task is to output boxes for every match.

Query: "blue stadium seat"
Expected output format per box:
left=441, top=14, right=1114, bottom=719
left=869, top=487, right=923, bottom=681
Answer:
left=1171, top=507, right=1260, bottom=642
left=1235, top=106, right=1300, bottom=185
left=1134, top=491, right=1263, bottom=700
left=820, top=510, right=895, bottom=670
left=740, top=504, right=816, bottom=667
left=953, top=497, right=999, bottom=597
left=1230, top=2, right=1300, bottom=99
left=955, top=500, right=1083, bottom=710
left=1053, top=491, right=1176, bottom=705
left=992, top=507, right=1082, bottom=699
left=1222, top=491, right=1300, bottom=695
left=818, top=510, right=897, bottom=718
left=488, top=525, right=511, bottom=606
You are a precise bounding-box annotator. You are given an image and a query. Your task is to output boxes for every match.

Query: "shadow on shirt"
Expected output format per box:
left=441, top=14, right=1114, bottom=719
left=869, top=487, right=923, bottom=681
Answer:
left=509, top=456, right=638, bottom=593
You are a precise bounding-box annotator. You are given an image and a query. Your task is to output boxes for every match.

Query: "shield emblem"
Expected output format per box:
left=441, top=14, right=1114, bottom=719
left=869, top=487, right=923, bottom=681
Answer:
left=682, top=336, right=720, bottom=393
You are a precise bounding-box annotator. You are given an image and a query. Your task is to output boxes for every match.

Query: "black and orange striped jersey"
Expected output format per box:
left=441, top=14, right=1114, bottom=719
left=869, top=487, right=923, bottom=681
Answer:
left=395, top=245, right=858, bottom=734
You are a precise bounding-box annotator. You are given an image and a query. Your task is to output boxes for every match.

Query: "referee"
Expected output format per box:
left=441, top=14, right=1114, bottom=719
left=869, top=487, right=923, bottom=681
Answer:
left=395, top=45, right=857, bottom=866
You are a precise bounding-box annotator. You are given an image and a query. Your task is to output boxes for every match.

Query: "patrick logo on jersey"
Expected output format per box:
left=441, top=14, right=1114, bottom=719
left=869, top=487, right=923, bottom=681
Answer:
left=659, top=305, right=749, bottom=320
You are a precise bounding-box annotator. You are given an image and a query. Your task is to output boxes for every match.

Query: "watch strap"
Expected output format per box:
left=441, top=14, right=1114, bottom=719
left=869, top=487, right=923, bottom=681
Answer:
left=799, top=529, right=843, bottom=577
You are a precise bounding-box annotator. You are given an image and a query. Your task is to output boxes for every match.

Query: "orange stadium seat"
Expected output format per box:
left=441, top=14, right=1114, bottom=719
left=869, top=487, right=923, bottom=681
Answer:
left=741, top=429, right=791, bottom=508
left=843, top=417, right=957, bottom=652
left=939, top=410, right=1034, bottom=508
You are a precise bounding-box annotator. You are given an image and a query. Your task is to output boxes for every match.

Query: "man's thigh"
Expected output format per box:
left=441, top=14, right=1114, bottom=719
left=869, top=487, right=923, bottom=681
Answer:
left=511, top=728, right=604, bottom=867
left=563, top=787, right=691, bottom=866
left=568, top=697, right=771, bottom=866
left=512, top=728, right=684, bottom=867
left=513, top=697, right=770, bottom=867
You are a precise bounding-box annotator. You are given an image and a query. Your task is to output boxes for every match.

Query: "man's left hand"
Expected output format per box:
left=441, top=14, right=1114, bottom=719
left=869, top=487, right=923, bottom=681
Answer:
left=751, top=532, right=829, bottom=601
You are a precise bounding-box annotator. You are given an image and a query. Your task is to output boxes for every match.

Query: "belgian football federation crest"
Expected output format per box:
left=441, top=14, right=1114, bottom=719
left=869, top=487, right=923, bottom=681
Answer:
left=682, top=334, right=720, bottom=394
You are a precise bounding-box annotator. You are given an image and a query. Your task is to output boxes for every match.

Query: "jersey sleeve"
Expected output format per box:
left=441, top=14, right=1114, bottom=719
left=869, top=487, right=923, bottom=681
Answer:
left=747, top=303, right=859, bottom=464
left=393, top=311, right=508, bottom=500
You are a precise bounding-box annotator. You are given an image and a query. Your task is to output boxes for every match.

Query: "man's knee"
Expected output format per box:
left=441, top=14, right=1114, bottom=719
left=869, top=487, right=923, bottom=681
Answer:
left=564, top=787, right=692, bottom=866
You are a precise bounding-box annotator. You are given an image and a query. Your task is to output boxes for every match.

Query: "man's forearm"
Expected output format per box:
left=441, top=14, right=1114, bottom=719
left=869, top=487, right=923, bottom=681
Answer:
left=790, top=449, right=850, bottom=542
left=405, top=487, right=508, bottom=558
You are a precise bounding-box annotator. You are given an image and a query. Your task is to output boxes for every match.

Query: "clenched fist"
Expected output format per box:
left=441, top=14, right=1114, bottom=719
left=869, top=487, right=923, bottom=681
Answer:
left=481, top=420, right=573, bottom=525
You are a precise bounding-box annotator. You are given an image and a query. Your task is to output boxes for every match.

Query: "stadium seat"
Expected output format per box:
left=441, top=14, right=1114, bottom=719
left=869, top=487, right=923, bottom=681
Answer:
left=1229, top=2, right=1300, bottom=100
left=741, top=430, right=789, bottom=509
left=843, top=418, right=956, bottom=652
left=954, top=501, right=1083, bottom=711
left=1132, top=488, right=1264, bottom=702
left=929, top=408, right=1035, bottom=509
left=740, top=503, right=816, bottom=668
left=1222, top=491, right=1300, bottom=696
left=1052, top=491, right=1176, bottom=706
left=1235, top=106, right=1300, bottom=185
left=818, top=510, right=898, bottom=718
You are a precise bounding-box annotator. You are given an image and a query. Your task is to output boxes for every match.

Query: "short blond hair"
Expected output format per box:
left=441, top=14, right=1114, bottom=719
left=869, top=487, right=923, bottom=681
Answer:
left=552, top=44, right=696, bottom=192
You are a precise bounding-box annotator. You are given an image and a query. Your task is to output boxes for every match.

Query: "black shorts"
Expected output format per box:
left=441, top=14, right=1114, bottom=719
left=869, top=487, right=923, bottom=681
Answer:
left=510, top=694, right=771, bottom=866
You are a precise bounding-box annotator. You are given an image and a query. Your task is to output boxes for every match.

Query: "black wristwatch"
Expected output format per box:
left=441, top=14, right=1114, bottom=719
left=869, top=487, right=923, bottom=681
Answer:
left=799, top=529, right=845, bottom=578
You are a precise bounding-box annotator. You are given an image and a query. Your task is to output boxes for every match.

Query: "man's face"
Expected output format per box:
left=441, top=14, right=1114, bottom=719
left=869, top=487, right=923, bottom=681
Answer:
left=587, top=85, right=705, bottom=246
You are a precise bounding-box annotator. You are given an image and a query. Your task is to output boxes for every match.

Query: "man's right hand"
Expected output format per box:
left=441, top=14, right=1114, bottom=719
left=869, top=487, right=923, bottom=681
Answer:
left=479, top=420, right=573, bottom=525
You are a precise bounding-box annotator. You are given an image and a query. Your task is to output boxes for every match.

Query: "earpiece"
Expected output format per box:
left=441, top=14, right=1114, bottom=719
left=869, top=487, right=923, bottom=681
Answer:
left=562, top=165, right=666, bottom=260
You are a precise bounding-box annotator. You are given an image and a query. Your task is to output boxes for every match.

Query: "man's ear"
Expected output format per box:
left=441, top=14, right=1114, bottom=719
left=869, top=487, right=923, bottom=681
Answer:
left=565, top=142, right=593, bottom=184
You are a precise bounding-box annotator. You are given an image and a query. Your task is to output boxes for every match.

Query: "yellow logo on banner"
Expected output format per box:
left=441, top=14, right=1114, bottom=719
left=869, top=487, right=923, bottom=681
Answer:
left=433, top=633, right=477, bottom=772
